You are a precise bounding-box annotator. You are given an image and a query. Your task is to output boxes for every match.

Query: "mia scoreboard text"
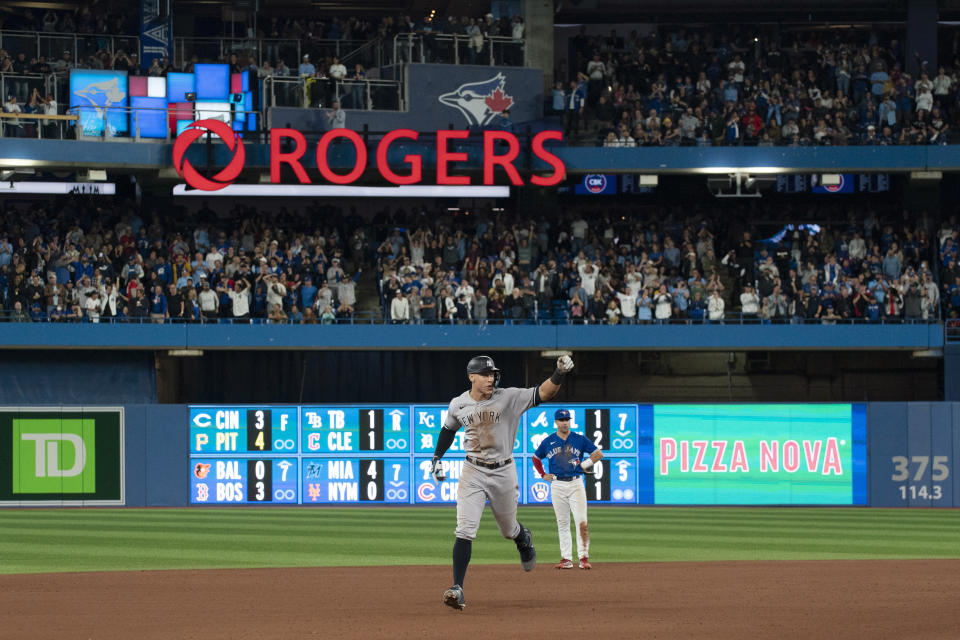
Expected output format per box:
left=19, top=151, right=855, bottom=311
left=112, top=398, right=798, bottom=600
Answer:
left=189, top=403, right=869, bottom=506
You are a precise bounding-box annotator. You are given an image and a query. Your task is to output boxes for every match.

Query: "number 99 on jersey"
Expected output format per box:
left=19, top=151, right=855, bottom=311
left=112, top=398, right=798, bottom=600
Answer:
left=301, top=406, right=411, bottom=453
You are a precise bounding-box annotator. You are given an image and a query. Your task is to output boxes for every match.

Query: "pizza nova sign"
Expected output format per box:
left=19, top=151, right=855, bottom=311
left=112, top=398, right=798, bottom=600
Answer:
left=172, top=119, right=566, bottom=192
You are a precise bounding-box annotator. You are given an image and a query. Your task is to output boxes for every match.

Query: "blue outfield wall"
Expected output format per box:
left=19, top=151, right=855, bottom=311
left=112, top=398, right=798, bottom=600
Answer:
left=124, top=404, right=189, bottom=507
left=0, top=323, right=944, bottom=351
left=104, top=401, right=960, bottom=507
left=868, top=403, right=960, bottom=507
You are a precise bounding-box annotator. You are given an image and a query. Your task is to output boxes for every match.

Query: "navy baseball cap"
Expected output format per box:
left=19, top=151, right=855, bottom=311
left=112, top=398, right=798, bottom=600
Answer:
left=554, top=409, right=571, bottom=420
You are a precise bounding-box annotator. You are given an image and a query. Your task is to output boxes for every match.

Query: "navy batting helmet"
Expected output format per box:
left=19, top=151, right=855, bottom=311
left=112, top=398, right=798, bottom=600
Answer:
left=467, top=355, right=501, bottom=387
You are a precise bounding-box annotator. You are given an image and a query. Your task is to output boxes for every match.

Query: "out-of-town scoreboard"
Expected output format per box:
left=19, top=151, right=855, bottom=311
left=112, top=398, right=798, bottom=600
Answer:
left=189, top=403, right=868, bottom=506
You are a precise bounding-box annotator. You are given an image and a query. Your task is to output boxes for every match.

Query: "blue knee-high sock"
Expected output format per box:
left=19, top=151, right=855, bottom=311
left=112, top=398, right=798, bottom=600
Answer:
left=453, top=537, right=471, bottom=587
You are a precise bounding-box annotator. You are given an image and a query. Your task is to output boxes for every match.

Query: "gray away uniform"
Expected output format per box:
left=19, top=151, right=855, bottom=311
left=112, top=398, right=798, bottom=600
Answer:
left=442, top=386, right=539, bottom=540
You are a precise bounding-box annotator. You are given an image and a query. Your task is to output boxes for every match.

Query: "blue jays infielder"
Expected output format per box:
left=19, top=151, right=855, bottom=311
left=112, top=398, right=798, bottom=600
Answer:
left=431, top=354, right=575, bottom=610
left=533, top=409, right=603, bottom=570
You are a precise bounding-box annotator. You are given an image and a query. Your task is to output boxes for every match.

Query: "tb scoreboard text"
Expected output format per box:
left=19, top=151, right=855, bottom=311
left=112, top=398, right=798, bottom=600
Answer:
left=189, top=403, right=867, bottom=506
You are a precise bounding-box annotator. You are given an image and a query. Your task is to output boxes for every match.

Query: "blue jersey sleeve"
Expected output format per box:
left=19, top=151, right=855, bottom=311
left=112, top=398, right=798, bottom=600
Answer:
left=534, top=436, right=549, bottom=459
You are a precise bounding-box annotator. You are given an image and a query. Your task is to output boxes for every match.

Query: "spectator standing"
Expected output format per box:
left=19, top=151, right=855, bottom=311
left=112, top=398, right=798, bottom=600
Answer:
left=391, top=289, right=410, bottom=323
left=326, top=100, right=346, bottom=129
left=198, top=279, right=218, bottom=321
left=421, top=287, right=437, bottom=323
left=653, top=285, right=673, bottom=323
left=707, top=289, right=725, bottom=323
left=3, top=95, right=23, bottom=137
left=85, top=290, right=101, bottom=323
left=265, top=273, right=286, bottom=316
left=903, top=282, right=923, bottom=322
left=164, top=283, right=183, bottom=321
left=473, top=290, right=488, bottom=326
left=564, top=78, right=586, bottom=136
left=226, top=279, right=252, bottom=322
left=740, top=284, right=760, bottom=319
left=148, top=284, right=167, bottom=323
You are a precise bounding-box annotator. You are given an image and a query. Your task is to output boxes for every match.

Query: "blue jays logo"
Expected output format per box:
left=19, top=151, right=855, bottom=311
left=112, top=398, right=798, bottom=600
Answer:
left=531, top=481, right=550, bottom=502
left=70, top=71, right=128, bottom=136
left=438, top=73, right=514, bottom=127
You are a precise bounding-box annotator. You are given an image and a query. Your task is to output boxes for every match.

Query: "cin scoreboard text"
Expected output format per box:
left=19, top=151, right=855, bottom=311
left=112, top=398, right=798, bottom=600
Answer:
left=189, top=403, right=866, bottom=505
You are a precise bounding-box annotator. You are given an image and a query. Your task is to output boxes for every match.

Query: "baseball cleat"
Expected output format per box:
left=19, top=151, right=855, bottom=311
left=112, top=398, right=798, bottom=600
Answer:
left=516, top=526, right=536, bottom=571
left=443, top=584, right=465, bottom=610
left=578, top=557, right=592, bottom=570
left=555, top=559, right=574, bottom=569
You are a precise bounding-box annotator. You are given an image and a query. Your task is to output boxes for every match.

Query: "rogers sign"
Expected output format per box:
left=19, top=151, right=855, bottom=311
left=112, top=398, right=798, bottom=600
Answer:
left=172, top=119, right=566, bottom=192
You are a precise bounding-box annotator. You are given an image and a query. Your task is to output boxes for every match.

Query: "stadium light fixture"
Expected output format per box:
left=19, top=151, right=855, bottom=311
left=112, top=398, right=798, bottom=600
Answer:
left=78, top=169, right=108, bottom=182
left=708, top=172, right=774, bottom=199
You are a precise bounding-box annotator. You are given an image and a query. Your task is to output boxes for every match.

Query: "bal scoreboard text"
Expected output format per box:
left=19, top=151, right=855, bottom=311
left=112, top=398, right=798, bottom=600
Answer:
left=188, top=403, right=866, bottom=505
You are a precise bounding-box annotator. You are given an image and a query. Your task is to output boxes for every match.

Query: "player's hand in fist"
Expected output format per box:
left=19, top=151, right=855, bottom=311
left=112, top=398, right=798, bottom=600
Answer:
left=550, top=355, right=575, bottom=386
left=431, top=457, right=446, bottom=483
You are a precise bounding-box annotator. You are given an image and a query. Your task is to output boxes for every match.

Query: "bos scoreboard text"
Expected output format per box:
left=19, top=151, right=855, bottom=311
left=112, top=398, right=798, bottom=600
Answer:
left=189, top=403, right=867, bottom=506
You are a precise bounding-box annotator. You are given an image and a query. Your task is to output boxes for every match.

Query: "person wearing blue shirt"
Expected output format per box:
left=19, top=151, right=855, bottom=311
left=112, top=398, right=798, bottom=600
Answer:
left=0, top=236, right=12, bottom=268
left=688, top=291, right=706, bottom=322
left=532, top=409, right=603, bottom=570
left=300, top=275, right=318, bottom=310
left=865, top=297, right=881, bottom=323
left=551, top=81, right=565, bottom=114
left=153, top=255, right=172, bottom=287
left=149, top=283, right=168, bottom=323
left=564, top=79, right=586, bottom=136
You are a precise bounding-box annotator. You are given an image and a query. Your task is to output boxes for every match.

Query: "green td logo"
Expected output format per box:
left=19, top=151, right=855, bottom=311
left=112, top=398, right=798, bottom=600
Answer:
left=12, top=419, right=96, bottom=493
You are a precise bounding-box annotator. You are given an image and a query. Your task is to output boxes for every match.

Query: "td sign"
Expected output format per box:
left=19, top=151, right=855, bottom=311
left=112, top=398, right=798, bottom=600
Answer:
left=13, top=419, right=96, bottom=493
left=1, top=409, right=124, bottom=505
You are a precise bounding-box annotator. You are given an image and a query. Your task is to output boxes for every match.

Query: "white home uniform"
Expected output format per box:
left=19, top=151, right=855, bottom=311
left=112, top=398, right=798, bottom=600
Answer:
left=442, top=386, right=538, bottom=540
left=534, top=422, right=598, bottom=563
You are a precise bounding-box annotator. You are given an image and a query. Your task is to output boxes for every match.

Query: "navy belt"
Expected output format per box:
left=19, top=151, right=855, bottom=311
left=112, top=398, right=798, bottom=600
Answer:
left=554, top=476, right=579, bottom=482
left=466, top=456, right=513, bottom=469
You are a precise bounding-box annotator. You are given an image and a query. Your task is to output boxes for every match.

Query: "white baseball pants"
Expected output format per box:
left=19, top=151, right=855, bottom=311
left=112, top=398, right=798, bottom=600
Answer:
left=551, top=477, right=589, bottom=560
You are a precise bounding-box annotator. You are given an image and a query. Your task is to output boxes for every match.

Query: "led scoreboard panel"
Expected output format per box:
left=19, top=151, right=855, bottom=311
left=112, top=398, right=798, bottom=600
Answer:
left=190, top=406, right=298, bottom=454
left=301, top=406, right=411, bottom=453
left=188, top=403, right=866, bottom=505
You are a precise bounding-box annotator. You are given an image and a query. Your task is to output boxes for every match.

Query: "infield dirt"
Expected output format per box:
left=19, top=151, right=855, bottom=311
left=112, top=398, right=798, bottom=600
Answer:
left=2, top=560, right=959, bottom=639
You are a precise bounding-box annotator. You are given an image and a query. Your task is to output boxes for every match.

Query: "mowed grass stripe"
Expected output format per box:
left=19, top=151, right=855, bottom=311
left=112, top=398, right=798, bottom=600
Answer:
left=3, top=507, right=960, bottom=575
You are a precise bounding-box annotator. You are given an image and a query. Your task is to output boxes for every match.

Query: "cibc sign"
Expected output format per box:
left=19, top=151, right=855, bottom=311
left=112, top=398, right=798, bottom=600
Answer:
left=172, top=119, right=566, bottom=192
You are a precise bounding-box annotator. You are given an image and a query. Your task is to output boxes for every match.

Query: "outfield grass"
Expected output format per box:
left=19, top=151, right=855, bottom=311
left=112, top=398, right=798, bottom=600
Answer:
left=2, top=506, right=960, bottom=575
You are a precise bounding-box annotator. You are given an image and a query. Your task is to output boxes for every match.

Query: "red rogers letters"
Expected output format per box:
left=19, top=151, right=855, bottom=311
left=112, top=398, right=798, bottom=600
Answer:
left=173, top=119, right=566, bottom=191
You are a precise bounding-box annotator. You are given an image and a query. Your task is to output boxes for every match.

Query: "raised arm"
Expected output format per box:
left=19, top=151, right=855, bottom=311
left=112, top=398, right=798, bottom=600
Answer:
left=538, top=355, right=575, bottom=403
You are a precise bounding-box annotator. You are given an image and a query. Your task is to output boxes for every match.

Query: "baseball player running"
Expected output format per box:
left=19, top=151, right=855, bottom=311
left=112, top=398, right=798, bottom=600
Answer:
left=532, top=409, right=603, bottom=570
left=433, top=354, right=575, bottom=610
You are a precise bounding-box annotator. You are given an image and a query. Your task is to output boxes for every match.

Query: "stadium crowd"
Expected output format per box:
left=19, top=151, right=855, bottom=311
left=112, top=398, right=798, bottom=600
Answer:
left=0, top=6, right=523, bottom=116
left=0, top=195, right=951, bottom=326
left=557, top=27, right=960, bottom=146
